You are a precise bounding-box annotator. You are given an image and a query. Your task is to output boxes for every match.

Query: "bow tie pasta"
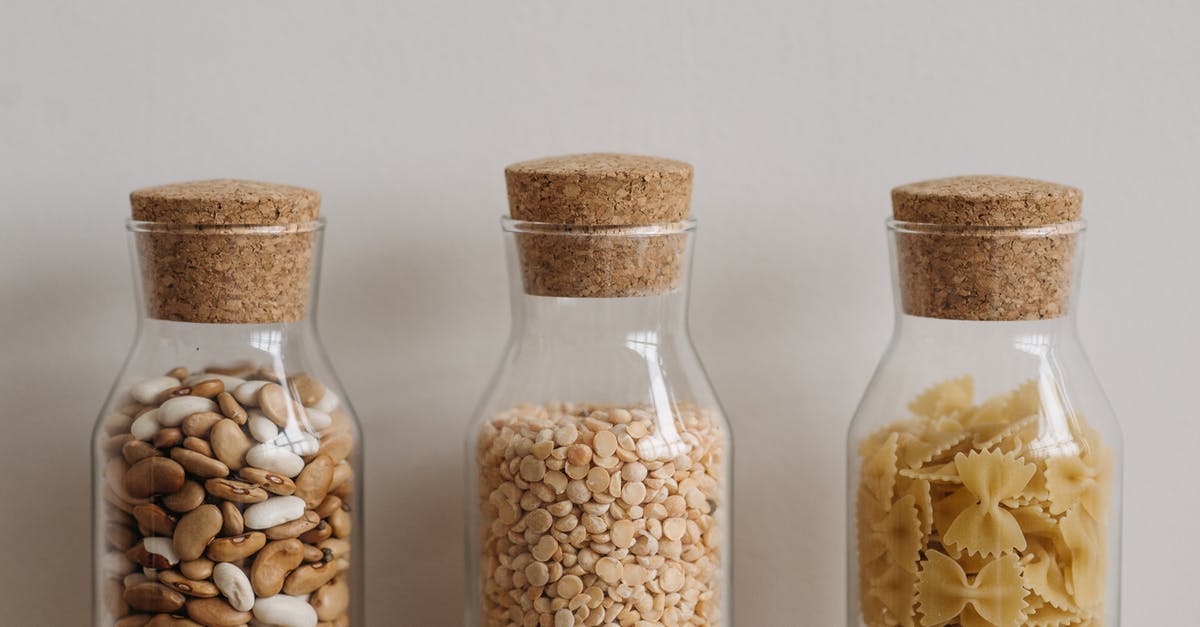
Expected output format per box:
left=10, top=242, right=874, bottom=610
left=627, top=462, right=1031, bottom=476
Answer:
left=856, top=377, right=1113, bottom=627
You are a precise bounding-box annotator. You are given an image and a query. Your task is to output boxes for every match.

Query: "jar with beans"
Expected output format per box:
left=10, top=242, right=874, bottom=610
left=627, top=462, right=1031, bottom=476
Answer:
left=94, top=180, right=362, bottom=627
left=467, top=154, right=732, bottom=627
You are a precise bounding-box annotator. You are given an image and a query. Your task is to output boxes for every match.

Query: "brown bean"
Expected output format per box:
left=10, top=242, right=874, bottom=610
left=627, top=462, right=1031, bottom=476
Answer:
left=238, top=467, right=296, bottom=495
left=146, top=615, right=201, bottom=627
left=154, top=386, right=192, bottom=405
left=106, top=433, right=136, bottom=457
left=127, top=541, right=173, bottom=570
left=210, top=419, right=253, bottom=471
left=181, top=411, right=224, bottom=437
left=185, top=597, right=251, bottom=626
left=182, top=436, right=212, bottom=457
left=189, top=379, right=225, bottom=398
left=133, top=504, right=178, bottom=536
left=123, top=582, right=185, bottom=613
left=161, top=481, right=205, bottom=513
left=158, top=570, right=219, bottom=598
left=294, top=455, right=334, bottom=509
left=314, top=495, right=343, bottom=520
left=122, top=440, right=162, bottom=465
left=170, top=447, right=230, bottom=479
left=205, top=478, right=268, bottom=504
left=153, top=427, right=184, bottom=449
left=265, top=510, right=320, bottom=540
left=219, top=501, right=244, bottom=536
left=257, top=383, right=292, bottom=427
left=125, top=457, right=186, bottom=499
left=316, top=430, right=353, bottom=463
left=329, top=462, right=353, bottom=493
left=166, top=367, right=189, bottom=379
left=207, top=363, right=255, bottom=377
left=106, top=522, right=138, bottom=551
left=310, top=577, right=350, bottom=621
left=282, top=561, right=339, bottom=595
left=329, top=507, right=351, bottom=539
left=250, top=538, right=304, bottom=597
left=216, top=392, right=247, bottom=425
left=174, top=504, right=223, bottom=561
left=299, top=520, right=333, bottom=544
left=317, top=537, right=350, bottom=561
left=302, top=543, right=325, bottom=563
left=115, top=615, right=154, bottom=627
left=205, top=532, right=267, bottom=562
left=288, top=374, right=326, bottom=407
left=179, top=558, right=214, bottom=581
left=104, top=576, right=128, bottom=617
left=104, top=487, right=137, bottom=514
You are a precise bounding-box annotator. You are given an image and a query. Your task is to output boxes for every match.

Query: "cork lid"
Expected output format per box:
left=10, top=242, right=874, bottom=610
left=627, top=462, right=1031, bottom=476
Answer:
left=131, top=179, right=321, bottom=225
left=892, top=175, right=1082, bottom=227
left=505, top=153, right=693, bottom=225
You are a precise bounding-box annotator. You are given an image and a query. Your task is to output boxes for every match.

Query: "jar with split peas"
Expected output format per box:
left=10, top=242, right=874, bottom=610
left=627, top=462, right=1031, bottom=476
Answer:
left=466, top=154, right=732, bottom=627
left=848, top=176, right=1122, bottom=627
left=93, top=180, right=362, bottom=627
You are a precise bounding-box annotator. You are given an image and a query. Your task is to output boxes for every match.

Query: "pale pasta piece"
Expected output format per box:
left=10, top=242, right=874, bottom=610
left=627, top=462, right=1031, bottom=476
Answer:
left=909, top=376, right=975, bottom=420
left=1059, top=508, right=1106, bottom=611
left=943, top=450, right=1036, bottom=557
left=864, top=432, right=901, bottom=509
left=1023, top=538, right=1076, bottom=612
left=914, top=551, right=1027, bottom=627
left=869, top=564, right=919, bottom=627
left=868, top=494, right=923, bottom=573
left=900, top=460, right=961, bottom=484
left=899, top=430, right=972, bottom=469
left=897, top=476, right=934, bottom=542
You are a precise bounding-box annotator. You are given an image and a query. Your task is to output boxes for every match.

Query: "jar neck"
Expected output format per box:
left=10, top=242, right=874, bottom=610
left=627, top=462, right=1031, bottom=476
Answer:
left=510, top=291, right=690, bottom=342
left=891, top=313, right=1081, bottom=351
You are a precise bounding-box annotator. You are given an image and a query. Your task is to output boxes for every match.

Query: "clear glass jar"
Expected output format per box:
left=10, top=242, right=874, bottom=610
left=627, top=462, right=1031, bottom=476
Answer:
left=847, top=219, right=1122, bottom=627
left=466, top=219, right=732, bottom=627
left=94, top=184, right=362, bottom=627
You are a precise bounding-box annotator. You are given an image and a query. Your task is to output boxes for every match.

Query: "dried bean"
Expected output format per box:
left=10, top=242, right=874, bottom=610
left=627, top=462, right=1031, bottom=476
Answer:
left=173, top=504, right=223, bottom=561
left=250, top=538, right=304, bottom=596
left=206, top=532, right=266, bottom=562
left=212, top=562, right=255, bottom=612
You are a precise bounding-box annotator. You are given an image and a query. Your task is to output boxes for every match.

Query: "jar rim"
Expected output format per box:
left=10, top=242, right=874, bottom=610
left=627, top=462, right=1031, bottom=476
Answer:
left=502, top=216, right=696, bottom=236
left=887, top=218, right=1086, bottom=236
left=126, top=218, right=326, bottom=234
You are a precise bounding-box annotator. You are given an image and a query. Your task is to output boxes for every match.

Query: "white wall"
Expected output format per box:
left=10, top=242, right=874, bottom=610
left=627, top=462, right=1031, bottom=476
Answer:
left=1, top=1, right=1196, bottom=623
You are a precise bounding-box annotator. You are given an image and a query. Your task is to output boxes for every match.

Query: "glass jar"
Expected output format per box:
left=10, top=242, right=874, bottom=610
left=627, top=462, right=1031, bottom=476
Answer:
left=847, top=176, right=1122, bottom=627
left=93, top=180, right=362, bottom=627
left=466, top=154, right=732, bottom=627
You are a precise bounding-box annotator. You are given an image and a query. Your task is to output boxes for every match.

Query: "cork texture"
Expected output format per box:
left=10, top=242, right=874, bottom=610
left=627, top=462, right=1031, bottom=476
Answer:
left=892, top=175, right=1081, bottom=227
left=892, top=176, right=1082, bottom=321
left=131, top=179, right=321, bottom=225
left=505, top=154, right=693, bottom=298
left=505, top=153, right=692, bottom=225
left=130, top=180, right=320, bottom=324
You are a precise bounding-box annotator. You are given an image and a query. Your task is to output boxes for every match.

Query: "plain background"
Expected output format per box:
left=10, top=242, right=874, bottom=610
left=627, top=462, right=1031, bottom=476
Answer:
left=1, top=1, right=1197, bottom=624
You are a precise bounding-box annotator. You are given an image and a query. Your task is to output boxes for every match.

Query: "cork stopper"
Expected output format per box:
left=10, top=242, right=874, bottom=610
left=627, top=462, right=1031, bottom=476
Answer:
left=505, top=153, right=692, bottom=226
left=130, top=179, right=321, bottom=324
left=505, top=154, right=694, bottom=298
left=891, top=175, right=1083, bottom=321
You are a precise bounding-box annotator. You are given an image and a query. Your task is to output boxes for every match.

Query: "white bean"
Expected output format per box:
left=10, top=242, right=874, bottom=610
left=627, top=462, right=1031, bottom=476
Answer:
left=313, top=389, right=339, bottom=413
left=301, top=408, right=332, bottom=431
left=130, top=376, right=181, bottom=405
left=252, top=594, right=318, bottom=627
left=234, top=380, right=270, bottom=406
left=158, top=396, right=218, bottom=427
left=143, top=537, right=179, bottom=566
left=183, top=373, right=246, bottom=389
left=130, top=409, right=161, bottom=441
left=269, top=429, right=320, bottom=456
left=249, top=412, right=280, bottom=443
left=246, top=444, right=305, bottom=478
left=213, top=562, right=256, bottom=611
left=243, top=496, right=307, bottom=530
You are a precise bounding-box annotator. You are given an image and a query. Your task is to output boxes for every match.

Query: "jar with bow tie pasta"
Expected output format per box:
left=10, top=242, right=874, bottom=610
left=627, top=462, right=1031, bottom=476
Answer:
left=93, top=180, right=362, bottom=627
left=848, top=176, right=1122, bottom=627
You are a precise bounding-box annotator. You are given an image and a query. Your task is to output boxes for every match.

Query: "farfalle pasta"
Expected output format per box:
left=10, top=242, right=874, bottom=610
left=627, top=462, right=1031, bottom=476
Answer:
left=856, top=377, right=1114, bottom=626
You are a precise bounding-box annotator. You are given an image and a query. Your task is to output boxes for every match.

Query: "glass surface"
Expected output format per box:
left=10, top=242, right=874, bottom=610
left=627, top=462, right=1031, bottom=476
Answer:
left=466, top=219, right=732, bottom=627
left=93, top=221, right=363, bottom=627
left=847, top=222, right=1122, bottom=626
